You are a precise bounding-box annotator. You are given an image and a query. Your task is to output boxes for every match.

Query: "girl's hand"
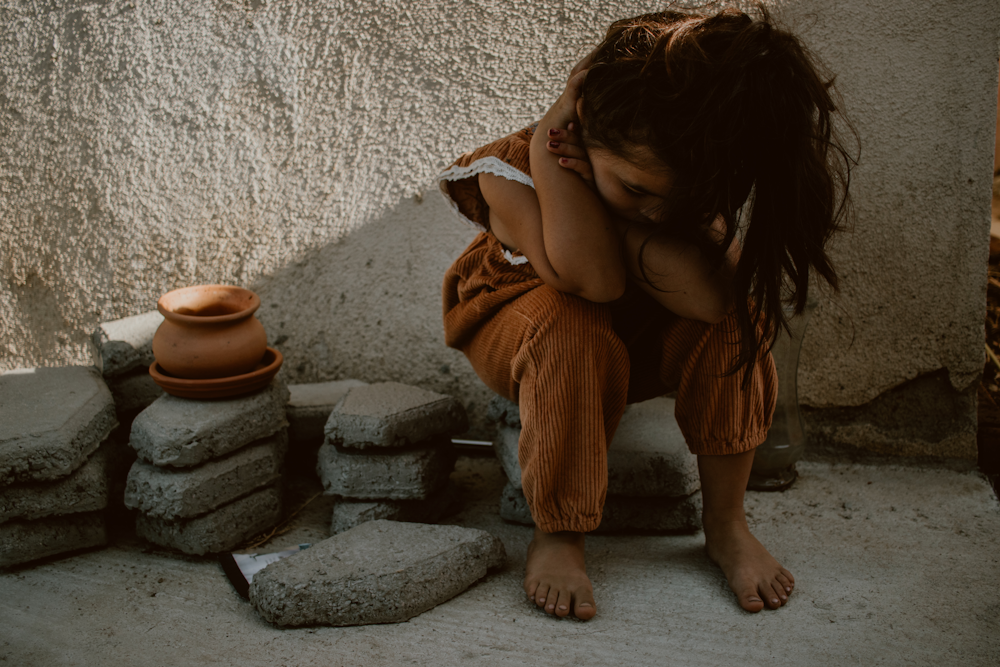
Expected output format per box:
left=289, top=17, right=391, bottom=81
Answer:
left=545, top=121, right=594, bottom=188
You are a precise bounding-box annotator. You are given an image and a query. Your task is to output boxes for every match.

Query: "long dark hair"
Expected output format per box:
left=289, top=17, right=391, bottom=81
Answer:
left=581, top=4, right=856, bottom=385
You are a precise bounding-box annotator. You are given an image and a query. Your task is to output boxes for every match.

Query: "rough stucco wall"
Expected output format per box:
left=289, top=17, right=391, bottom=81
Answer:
left=785, top=0, right=999, bottom=408
left=1, top=0, right=998, bottom=451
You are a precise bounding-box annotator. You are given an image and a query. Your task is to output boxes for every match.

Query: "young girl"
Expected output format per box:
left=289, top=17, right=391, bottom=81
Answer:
left=439, top=6, right=852, bottom=619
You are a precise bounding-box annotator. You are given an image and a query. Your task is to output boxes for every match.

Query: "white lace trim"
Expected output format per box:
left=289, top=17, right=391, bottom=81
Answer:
left=437, top=156, right=534, bottom=265
left=503, top=250, right=530, bottom=265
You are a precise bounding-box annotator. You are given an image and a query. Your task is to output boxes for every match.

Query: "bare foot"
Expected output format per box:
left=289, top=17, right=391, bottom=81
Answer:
left=523, top=529, right=597, bottom=620
left=704, top=515, right=795, bottom=612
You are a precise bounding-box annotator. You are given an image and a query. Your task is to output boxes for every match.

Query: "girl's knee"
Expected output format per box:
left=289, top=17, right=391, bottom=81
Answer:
left=519, top=286, right=615, bottom=338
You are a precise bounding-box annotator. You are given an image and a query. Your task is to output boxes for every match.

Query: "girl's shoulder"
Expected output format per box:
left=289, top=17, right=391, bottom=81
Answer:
left=437, top=123, right=538, bottom=233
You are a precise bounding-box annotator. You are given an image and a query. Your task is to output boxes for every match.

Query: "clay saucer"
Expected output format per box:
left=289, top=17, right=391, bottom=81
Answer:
left=149, top=347, right=283, bottom=400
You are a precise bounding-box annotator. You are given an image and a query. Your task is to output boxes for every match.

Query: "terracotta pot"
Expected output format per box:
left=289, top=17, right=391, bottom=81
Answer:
left=152, top=285, right=268, bottom=380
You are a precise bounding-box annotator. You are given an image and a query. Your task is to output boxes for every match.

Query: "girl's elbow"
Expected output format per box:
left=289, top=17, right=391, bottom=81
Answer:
left=577, top=271, right=626, bottom=303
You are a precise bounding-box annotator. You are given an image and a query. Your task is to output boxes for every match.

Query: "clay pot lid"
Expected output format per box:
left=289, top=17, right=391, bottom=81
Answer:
left=149, top=347, right=283, bottom=400
left=157, top=285, right=261, bottom=325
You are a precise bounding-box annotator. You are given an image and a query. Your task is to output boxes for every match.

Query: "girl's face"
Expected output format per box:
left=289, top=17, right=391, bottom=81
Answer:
left=588, top=145, right=674, bottom=224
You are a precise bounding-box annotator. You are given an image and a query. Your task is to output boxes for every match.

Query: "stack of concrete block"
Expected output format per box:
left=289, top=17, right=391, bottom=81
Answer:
left=0, top=367, right=123, bottom=567
left=317, top=382, right=469, bottom=534
left=285, top=379, right=368, bottom=474
left=92, top=311, right=165, bottom=422
left=124, top=381, right=290, bottom=555
left=491, top=395, right=703, bottom=533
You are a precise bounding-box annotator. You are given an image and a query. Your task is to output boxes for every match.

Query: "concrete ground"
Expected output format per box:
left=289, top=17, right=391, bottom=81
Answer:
left=1, top=455, right=998, bottom=666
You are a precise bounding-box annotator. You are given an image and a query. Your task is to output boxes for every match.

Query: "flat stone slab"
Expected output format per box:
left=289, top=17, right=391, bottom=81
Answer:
left=135, top=485, right=282, bottom=555
left=500, top=482, right=702, bottom=533
left=130, top=380, right=289, bottom=468
left=249, top=520, right=506, bottom=627
left=107, top=368, right=164, bottom=415
left=286, top=380, right=368, bottom=472
left=92, top=310, right=163, bottom=378
left=288, top=379, right=369, bottom=444
left=0, top=367, right=118, bottom=485
left=492, top=396, right=699, bottom=497
left=124, top=429, right=287, bottom=520
left=0, top=438, right=130, bottom=523
left=317, top=440, right=455, bottom=500
left=325, top=382, right=468, bottom=449
left=0, top=511, right=107, bottom=568
left=330, top=483, right=456, bottom=535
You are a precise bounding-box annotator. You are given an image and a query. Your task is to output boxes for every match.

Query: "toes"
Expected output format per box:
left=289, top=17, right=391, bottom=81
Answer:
left=534, top=583, right=551, bottom=609
left=738, top=586, right=764, bottom=613
left=553, top=589, right=572, bottom=618
left=780, top=568, right=795, bottom=590
left=775, top=572, right=793, bottom=597
left=762, top=582, right=783, bottom=609
left=573, top=590, right=597, bottom=621
left=769, top=580, right=788, bottom=606
left=524, top=577, right=539, bottom=601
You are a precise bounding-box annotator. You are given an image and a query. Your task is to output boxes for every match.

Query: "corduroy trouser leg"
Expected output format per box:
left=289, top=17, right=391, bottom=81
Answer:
left=464, top=285, right=631, bottom=533
left=444, top=234, right=777, bottom=534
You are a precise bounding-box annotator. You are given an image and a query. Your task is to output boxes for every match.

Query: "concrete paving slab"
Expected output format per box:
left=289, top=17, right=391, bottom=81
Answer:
left=493, top=396, right=700, bottom=497
left=499, top=481, right=702, bottom=533
left=0, top=438, right=131, bottom=523
left=0, top=366, right=118, bottom=485
left=130, top=380, right=289, bottom=468
left=0, top=459, right=998, bottom=666
left=286, top=380, right=368, bottom=472
left=0, top=510, right=107, bottom=568
left=330, top=483, right=457, bottom=534
left=107, top=368, right=164, bottom=415
left=316, top=439, right=455, bottom=500
left=325, top=382, right=468, bottom=449
left=135, top=485, right=282, bottom=555
left=92, top=311, right=164, bottom=378
left=249, top=520, right=506, bottom=627
left=606, top=396, right=700, bottom=496
left=124, top=430, right=287, bottom=520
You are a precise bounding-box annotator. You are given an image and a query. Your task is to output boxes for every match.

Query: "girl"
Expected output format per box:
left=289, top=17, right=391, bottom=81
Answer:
left=439, top=6, right=852, bottom=619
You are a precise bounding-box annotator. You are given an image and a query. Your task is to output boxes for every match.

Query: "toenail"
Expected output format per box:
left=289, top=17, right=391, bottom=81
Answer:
left=538, top=598, right=545, bottom=603
left=558, top=605, right=567, bottom=610
left=772, top=599, right=779, bottom=604
left=786, top=587, right=792, bottom=592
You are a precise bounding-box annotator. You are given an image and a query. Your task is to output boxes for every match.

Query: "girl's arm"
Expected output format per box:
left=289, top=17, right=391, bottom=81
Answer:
left=478, top=66, right=626, bottom=304
left=548, top=131, right=738, bottom=323
left=618, top=217, right=739, bottom=324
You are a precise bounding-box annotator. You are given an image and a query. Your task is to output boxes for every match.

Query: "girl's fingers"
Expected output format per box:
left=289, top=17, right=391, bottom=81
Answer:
left=546, top=140, right=588, bottom=161
left=547, top=124, right=583, bottom=147
left=557, top=156, right=595, bottom=186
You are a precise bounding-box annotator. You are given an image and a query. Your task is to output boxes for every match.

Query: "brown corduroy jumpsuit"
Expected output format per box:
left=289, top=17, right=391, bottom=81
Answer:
left=439, top=124, right=778, bottom=534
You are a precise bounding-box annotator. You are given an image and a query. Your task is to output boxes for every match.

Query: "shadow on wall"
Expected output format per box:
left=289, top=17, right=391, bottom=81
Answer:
left=249, top=191, right=496, bottom=438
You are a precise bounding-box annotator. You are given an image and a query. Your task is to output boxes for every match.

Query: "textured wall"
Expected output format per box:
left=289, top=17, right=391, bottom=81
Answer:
left=1, top=0, right=998, bottom=454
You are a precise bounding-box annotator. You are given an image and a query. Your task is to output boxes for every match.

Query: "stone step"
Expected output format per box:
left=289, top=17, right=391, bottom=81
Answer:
left=316, top=439, right=454, bottom=501
left=0, top=438, right=131, bottom=523
left=92, top=310, right=163, bottom=379
left=124, top=429, right=287, bottom=520
left=0, top=511, right=107, bottom=568
left=249, top=520, right=506, bottom=627
left=135, top=485, right=282, bottom=555
left=286, top=379, right=368, bottom=472
left=130, top=380, right=289, bottom=468
left=325, top=382, right=468, bottom=450
left=0, top=366, right=118, bottom=485
left=329, top=483, right=457, bottom=535
left=492, top=395, right=700, bottom=497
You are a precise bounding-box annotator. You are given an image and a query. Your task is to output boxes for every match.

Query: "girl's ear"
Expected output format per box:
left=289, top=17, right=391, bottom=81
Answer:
left=575, top=96, right=585, bottom=125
